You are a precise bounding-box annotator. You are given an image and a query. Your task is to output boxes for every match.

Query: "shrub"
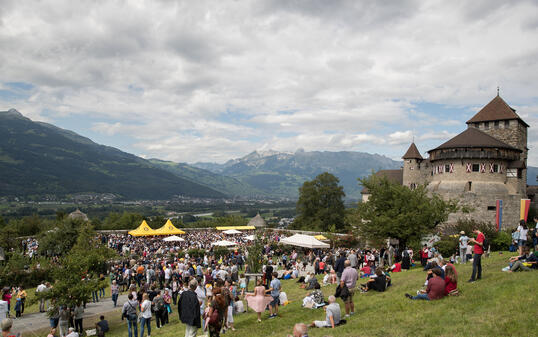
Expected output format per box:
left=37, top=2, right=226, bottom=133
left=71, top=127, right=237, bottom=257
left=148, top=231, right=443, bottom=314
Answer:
left=213, top=246, right=230, bottom=259
left=491, top=230, right=511, bottom=251
left=434, top=236, right=459, bottom=257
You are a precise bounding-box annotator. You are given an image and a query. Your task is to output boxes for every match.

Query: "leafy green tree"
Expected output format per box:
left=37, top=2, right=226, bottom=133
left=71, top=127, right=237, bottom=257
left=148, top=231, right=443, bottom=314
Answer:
left=293, top=172, right=346, bottom=232
left=37, top=218, right=81, bottom=256
left=37, top=225, right=115, bottom=307
left=355, top=174, right=458, bottom=248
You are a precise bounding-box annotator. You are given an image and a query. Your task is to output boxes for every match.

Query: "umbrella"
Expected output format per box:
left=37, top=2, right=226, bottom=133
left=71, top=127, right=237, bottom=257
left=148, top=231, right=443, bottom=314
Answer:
left=211, top=240, right=237, bottom=247
left=223, top=229, right=242, bottom=235
left=280, top=234, right=330, bottom=249
left=163, top=235, right=185, bottom=242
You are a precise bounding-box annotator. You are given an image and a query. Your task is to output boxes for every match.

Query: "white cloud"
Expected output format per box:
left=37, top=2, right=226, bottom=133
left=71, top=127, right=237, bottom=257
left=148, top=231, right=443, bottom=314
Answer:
left=0, top=0, right=536, bottom=164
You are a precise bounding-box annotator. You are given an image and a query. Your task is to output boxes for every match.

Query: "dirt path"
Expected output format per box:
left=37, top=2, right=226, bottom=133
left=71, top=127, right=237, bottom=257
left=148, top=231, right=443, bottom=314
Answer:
left=12, top=293, right=129, bottom=334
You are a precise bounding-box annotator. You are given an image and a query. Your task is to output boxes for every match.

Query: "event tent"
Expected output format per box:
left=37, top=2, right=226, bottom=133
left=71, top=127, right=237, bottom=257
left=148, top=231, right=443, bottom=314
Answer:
left=223, top=229, right=242, bottom=235
left=244, top=235, right=255, bottom=241
left=153, top=219, right=186, bottom=235
left=128, top=220, right=156, bottom=237
left=216, top=226, right=255, bottom=230
left=162, top=235, right=185, bottom=242
left=280, top=234, right=330, bottom=249
left=211, top=240, right=237, bottom=247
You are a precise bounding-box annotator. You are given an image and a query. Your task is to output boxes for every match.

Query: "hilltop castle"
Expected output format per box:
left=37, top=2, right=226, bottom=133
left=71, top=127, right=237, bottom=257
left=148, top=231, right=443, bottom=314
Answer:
left=363, top=95, right=529, bottom=227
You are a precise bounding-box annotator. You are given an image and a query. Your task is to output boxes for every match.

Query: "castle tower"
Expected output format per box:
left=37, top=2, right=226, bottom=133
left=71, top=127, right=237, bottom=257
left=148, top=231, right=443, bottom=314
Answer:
left=466, top=95, right=529, bottom=195
left=402, top=142, right=424, bottom=190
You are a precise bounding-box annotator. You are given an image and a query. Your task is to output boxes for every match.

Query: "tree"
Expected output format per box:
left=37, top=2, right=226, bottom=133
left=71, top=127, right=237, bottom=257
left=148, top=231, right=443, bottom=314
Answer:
left=355, top=174, right=458, bottom=248
left=293, top=172, right=346, bottom=232
left=37, top=225, right=116, bottom=308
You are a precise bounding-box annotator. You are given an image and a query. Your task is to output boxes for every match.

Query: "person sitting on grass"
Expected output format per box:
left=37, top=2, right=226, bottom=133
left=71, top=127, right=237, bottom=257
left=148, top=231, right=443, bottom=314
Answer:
left=305, top=274, right=320, bottom=290
left=302, top=283, right=324, bottom=308
left=405, top=268, right=446, bottom=300
left=444, top=264, right=458, bottom=296
left=309, top=295, right=341, bottom=329
left=360, top=268, right=388, bottom=292
left=503, top=247, right=537, bottom=272
left=390, top=262, right=402, bottom=273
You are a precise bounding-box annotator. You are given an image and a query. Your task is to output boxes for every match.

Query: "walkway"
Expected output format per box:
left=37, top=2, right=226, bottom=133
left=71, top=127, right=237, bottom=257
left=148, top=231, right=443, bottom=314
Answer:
left=12, top=293, right=129, bottom=334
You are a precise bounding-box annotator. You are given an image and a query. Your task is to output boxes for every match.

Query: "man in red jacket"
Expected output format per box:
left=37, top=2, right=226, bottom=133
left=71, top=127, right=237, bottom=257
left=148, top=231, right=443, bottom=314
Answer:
left=468, top=229, right=485, bottom=282
left=405, top=268, right=445, bottom=300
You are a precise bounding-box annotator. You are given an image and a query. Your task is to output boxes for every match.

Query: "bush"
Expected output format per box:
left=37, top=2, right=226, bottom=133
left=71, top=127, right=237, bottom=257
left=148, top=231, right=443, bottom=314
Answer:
left=491, top=231, right=511, bottom=251
left=213, top=246, right=230, bottom=259
left=434, top=236, right=459, bottom=257
left=187, top=248, right=205, bottom=258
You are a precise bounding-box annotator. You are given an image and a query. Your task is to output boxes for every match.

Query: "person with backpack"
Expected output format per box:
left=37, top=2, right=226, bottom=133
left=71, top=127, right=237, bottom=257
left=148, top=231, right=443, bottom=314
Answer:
left=152, top=291, right=166, bottom=329
left=178, top=279, right=201, bottom=337
left=121, top=294, right=138, bottom=337
left=468, top=229, right=485, bottom=282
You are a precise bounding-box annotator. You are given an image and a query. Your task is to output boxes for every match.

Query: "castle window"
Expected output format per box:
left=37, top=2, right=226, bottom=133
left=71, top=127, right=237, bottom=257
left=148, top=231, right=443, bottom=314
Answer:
left=474, top=122, right=479, bottom=128
left=504, top=120, right=510, bottom=128
left=445, top=164, right=450, bottom=173
left=484, top=122, right=489, bottom=129
left=493, top=164, right=499, bottom=173
left=487, top=206, right=496, bottom=211
left=472, top=164, right=480, bottom=172
left=494, top=121, right=499, bottom=129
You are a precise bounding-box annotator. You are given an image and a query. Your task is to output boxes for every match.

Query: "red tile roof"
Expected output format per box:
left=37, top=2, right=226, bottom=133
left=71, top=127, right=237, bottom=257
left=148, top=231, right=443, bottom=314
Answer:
left=402, top=143, right=423, bottom=160
left=429, top=127, right=521, bottom=152
left=466, top=95, right=529, bottom=127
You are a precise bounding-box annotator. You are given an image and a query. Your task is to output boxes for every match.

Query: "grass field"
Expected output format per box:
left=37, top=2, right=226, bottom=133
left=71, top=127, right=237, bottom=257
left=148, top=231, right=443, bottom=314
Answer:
left=79, top=253, right=538, bottom=337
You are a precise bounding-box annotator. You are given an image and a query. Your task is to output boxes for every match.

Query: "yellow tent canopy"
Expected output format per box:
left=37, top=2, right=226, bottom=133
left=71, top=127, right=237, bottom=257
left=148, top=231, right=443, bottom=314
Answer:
left=216, top=226, right=256, bottom=231
left=128, top=220, right=157, bottom=237
left=153, top=219, right=186, bottom=235
left=314, top=234, right=328, bottom=240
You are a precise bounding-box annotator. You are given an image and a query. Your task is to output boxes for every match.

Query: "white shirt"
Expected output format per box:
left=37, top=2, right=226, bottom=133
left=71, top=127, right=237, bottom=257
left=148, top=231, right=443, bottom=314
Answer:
left=517, top=226, right=528, bottom=241
left=141, top=300, right=152, bottom=319
left=36, top=284, right=47, bottom=292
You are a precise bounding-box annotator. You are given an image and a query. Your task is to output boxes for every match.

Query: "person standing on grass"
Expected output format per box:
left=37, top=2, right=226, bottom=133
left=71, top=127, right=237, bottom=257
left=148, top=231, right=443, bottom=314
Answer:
left=178, top=279, right=201, bottom=337
left=139, top=293, right=152, bottom=337
left=73, top=302, right=84, bottom=334
left=267, top=272, right=281, bottom=319
left=36, top=281, right=47, bottom=312
left=152, top=291, right=165, bottom=329
left=340, top=260, right=358, bottom=318
left=516, top=220, right=528, bottom=256
left=121, top=294, right=138, bottom=337
left=459, top=231, right=469, bottom=263
left=468, top=229, right=485, bottom=282
left=16, top=287, right=26, bottom=316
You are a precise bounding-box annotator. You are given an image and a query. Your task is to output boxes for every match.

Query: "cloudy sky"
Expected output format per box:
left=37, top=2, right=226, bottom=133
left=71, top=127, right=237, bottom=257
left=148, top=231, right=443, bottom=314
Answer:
left=1, top=0, right=537, bottom=165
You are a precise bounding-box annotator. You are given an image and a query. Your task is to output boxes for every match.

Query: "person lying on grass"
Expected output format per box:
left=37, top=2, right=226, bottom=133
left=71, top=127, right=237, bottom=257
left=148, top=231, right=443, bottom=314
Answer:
left=502, top=246, right=537, bottom=272
left=405, top=268, right=446, bottom=300
left=308, top=295, right=341, bottom=329
left=302, top=283, right=324, bottom=308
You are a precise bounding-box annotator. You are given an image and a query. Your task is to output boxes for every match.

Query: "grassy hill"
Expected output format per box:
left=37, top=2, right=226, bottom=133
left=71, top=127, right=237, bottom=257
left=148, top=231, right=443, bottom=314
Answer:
left=0, top=109, right=224, bottom=200
left=79, top=252, right=536, bottom=337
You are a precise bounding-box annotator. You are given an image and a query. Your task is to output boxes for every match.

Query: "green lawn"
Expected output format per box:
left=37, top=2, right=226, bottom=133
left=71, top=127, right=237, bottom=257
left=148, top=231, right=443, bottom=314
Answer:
left=93, top=253, right=538, bottom=336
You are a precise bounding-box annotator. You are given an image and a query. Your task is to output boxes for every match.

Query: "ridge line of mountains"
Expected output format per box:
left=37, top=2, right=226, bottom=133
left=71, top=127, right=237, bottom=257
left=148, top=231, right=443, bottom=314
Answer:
left=1, top=109, right=536, bottom=201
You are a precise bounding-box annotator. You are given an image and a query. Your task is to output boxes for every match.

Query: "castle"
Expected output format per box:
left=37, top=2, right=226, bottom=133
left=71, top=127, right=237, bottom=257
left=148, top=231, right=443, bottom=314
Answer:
left=363, top=94, right=529, bottom=228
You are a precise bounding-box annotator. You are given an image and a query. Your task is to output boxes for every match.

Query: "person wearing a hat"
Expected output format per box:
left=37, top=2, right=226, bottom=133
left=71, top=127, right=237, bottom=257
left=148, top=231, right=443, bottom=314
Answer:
left=459, top=231, right=469, bottom=264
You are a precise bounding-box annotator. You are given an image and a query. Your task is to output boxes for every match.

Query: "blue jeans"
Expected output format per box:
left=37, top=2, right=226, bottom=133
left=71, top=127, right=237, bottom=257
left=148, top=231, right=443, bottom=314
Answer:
left=112, top=294, right=118, bottom=307
left=128, top=319, right=138, bottom=337
left=99, top=288, right=105, bottom=298
left=49, top=318, right=59, bottom=328
left=92, top=291, right=99, bottom=303
left=411, top=293, right=430, bottom=300
left=140, top=317, right=151, bottom=337
left=471, top=253, right=482, bottom=281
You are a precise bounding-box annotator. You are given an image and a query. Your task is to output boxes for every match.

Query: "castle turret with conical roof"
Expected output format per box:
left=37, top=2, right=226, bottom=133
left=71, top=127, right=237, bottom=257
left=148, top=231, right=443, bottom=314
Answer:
left=402, top=142, right=427, bottom=190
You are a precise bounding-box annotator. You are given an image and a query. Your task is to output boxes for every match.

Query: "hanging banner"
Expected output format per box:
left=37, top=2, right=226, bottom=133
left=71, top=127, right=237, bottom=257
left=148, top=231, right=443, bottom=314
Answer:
left=495, top=200, right=502, bottom=231
left=520, top=199, right=530, bottom=222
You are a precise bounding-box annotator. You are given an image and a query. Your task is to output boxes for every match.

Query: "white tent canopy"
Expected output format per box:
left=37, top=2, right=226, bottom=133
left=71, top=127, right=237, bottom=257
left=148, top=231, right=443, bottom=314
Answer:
left=280, top=234, right=330, bottom=249
left=211, top=240, right=237, bottom=247
left=163, top=235, right=185, bottom=242
left=223, top=229, right=242, bottom=235
left=244, top=235, right=255, bottom=241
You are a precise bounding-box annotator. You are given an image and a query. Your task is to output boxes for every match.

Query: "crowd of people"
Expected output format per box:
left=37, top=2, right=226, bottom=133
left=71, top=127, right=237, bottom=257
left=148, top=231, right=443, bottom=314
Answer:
left=4, top=218, right=538, bottom=337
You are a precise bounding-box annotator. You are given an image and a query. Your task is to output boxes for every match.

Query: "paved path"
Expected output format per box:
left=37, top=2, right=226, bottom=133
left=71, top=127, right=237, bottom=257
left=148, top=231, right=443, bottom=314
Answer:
left=12, top=293, right=129, bottom=334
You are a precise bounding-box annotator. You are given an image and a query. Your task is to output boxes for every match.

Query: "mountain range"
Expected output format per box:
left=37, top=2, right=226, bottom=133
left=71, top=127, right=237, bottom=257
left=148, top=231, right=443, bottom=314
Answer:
left=1, top=109, right=536, bottom=201
left=0, top=109, right=224, bottom=200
